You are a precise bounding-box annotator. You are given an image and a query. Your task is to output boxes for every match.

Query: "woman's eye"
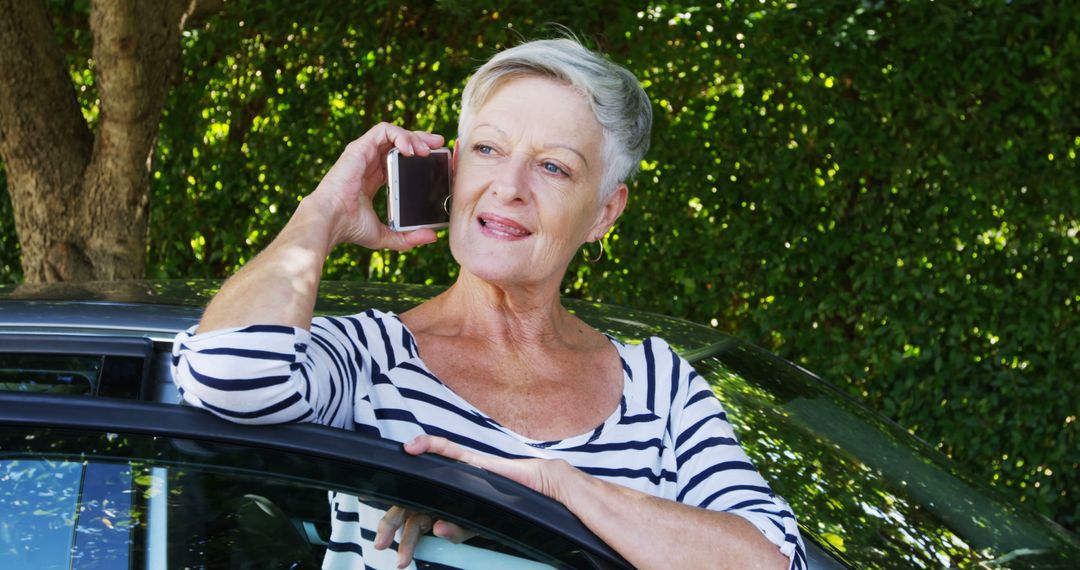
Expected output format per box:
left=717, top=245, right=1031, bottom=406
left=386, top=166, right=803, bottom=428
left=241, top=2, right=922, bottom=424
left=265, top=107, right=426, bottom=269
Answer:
left=542, top=162, right=569, bottom=177
left=473, top=144, right=494, bottom=155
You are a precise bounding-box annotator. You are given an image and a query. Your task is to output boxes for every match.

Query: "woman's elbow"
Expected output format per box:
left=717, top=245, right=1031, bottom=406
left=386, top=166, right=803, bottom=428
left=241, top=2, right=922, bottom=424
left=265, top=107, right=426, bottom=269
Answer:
left=171, top=353, right=312, bottom=424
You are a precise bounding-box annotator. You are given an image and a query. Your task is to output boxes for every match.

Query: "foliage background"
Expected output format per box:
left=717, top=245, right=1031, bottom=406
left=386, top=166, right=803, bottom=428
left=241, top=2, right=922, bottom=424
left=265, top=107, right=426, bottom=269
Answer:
left=0, top=0, right=1077, bottom=533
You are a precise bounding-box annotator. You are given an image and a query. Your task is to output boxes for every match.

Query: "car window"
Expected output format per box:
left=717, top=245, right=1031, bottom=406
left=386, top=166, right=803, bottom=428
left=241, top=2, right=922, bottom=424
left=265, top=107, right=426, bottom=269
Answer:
left=695, top=345, right=1080, bottom=569
left=0, top=425, right=606, bottom=569
left=0, top=457, right=86, bottom=567
left=0, top=336, right=151, bottom=399
left=0, top=354, right=98, bottom=395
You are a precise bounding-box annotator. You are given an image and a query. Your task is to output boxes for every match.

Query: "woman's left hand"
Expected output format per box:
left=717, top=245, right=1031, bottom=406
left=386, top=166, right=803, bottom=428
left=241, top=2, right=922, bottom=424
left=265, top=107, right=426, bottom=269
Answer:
left=404, top=435, right=577, bottom=505
left=404, top=435, right=790, bottom=570
left=377, top=436, right=576, bottom=569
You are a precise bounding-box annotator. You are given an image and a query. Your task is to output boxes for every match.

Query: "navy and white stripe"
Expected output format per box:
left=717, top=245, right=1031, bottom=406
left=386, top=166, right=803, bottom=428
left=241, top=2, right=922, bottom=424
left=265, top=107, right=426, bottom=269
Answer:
left=173, top=310, right=805, bottom=569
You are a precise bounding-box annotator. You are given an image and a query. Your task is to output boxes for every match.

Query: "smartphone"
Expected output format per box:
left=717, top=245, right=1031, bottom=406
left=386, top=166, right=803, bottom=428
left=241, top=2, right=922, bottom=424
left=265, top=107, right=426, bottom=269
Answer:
left=386, top=148, right=452, bottom=231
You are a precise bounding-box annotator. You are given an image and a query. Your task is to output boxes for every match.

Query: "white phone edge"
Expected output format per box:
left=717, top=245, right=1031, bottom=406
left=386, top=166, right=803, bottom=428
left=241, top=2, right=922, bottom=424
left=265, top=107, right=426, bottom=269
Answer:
left=386, top=147, right=452, bottom=232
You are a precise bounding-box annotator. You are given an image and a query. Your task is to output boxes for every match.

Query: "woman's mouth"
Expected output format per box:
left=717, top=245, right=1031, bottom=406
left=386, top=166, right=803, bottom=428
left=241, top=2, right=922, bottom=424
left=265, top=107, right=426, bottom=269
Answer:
left=478, top=214, right=532, bottom=240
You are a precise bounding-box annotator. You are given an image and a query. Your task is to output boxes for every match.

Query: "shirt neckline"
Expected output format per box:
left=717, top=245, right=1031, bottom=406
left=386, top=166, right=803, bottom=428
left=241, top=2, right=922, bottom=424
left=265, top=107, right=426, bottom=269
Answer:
left=381, top=310, right=637, bottom=450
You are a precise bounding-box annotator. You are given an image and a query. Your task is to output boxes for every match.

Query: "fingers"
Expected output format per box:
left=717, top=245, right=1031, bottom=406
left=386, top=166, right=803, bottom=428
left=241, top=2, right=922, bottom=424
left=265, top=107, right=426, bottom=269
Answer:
left=433, top=519, right=477, bottom=544
left=377, top=505, right=456, bottom=569
left=397, top=512, right=433, bottom=568
left=404, top=435, right=572, bottom=499
left=365, top=123, right=444, bottom=155
left=401, top=130, right=446, bottom=156
left=374, top=505, right=407, bottom=550
left=404, top=435, right=504, bottom=475
left=404, top=435, right=505, bottom=476
left=327, top=125, right=444, bottom=250
left=399, top=228, right=439, bottom=249
left=380, top=227, right=438, bottom=252
left=325, top=123, right=445, bottom=189
left=380, top=125, right=445, bottom=158
left=404, top=434, right=470, bottom=462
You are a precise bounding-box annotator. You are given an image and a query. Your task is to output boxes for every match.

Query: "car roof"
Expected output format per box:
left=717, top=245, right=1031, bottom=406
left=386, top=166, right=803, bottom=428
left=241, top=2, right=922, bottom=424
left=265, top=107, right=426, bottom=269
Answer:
left=0, top=279, right=734, bottom=352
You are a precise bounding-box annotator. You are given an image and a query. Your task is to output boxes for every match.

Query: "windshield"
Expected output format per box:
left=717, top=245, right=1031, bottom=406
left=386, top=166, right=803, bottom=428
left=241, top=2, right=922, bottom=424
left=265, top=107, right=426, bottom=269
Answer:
left=700, top=343, right=1080, bottom=569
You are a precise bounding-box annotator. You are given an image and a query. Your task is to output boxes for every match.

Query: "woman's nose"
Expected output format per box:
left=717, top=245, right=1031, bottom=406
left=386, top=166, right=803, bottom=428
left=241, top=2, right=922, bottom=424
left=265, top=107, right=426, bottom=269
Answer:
left=490, top=156, right=531, bottom=203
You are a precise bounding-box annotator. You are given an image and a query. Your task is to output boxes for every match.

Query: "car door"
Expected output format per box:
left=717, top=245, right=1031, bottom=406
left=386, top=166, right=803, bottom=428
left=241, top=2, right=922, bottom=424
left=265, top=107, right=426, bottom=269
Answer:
left=0, top=392, right=629, bottom=569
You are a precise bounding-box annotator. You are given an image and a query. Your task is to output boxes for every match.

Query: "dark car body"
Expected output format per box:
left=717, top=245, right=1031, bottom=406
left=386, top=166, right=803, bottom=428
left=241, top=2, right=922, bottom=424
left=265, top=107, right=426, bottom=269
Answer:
left=1, top=280, right=1078, bottom=568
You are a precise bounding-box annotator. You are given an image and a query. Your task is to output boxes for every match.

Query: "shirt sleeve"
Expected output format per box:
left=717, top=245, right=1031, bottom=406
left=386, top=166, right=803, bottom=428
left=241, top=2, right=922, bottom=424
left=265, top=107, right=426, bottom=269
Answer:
left=666, top=343, right=807, bottom=570
left=171, top=317, right=375, bottom=430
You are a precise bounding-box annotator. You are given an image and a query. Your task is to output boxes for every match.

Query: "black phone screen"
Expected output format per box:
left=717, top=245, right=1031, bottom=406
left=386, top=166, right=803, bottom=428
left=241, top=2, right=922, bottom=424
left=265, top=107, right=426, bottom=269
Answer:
left=398, top=152, right=451, bottom=227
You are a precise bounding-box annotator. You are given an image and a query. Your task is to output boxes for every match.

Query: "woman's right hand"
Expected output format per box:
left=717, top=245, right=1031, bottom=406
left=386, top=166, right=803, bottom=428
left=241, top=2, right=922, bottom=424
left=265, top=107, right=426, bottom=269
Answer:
left=374, top=505, right=477, bottom=568
left=308, top=122, right=444, bottom=252
left=196, top=123, right=442, bottom=332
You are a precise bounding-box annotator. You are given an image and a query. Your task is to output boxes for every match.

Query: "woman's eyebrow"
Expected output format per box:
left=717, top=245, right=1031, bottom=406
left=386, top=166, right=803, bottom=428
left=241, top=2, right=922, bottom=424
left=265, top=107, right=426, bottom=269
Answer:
left=473, top=122, right=509, bottom=139
left=542, top=143, right=589, bottom=168
left=474, top=122, right=589, bottom=167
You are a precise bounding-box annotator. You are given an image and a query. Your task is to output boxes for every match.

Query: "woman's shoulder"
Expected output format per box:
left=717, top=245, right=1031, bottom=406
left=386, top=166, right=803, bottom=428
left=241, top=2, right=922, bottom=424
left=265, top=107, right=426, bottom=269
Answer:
left=613, top=336, right=697, bottom=411
left=312, top=308, right=404, bottom=333
left=611, top=335, right=679, bottom=364
left=312, top=308, right=418, bottom=367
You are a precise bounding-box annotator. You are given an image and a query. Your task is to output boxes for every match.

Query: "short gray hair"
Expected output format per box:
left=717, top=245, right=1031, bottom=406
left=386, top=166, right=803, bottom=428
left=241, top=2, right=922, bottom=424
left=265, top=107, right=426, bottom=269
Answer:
left=457, top=38, right=652, bottom=199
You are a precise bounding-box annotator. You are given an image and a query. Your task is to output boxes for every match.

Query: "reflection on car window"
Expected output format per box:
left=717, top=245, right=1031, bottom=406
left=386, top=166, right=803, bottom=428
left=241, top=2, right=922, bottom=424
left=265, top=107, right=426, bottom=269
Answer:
left=0, top=459, right=84, bottom=568
left=72, top=462, right=141, bottom=570
left=696, top=347, right=1080, bottom=569
left=0, top=336, right=152, bottom=400
left=0, top=428, right=575, bottom=570
left=0, top=354, right=99, bottom=395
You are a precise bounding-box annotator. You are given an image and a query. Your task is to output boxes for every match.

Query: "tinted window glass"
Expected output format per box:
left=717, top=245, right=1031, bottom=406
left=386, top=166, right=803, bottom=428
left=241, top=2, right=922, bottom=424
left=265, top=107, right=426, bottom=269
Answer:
left=0, top=427, right=593, bottom=569
left=96, top=355, right=146, bottom=400
left=0, top=458, right=84, bottom=568
left=0, top=336, right=151, bottom=399
left=71, top=462, right=140, bottom=570
left=698, top=346, right=1080, bottom=568
left=0, top=354, right=99, bottom=395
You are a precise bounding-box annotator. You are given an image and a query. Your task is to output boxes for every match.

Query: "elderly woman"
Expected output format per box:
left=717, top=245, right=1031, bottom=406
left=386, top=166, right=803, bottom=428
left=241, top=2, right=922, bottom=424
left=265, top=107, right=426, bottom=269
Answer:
left=173, top=38, right=804, bottom=569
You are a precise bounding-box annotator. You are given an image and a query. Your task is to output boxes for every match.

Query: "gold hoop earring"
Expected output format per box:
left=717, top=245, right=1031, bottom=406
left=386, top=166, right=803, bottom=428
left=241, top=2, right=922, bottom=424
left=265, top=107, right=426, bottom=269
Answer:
left=442, top=194, right=452, bottom=215
left=582, top=239, right=604, bottom=263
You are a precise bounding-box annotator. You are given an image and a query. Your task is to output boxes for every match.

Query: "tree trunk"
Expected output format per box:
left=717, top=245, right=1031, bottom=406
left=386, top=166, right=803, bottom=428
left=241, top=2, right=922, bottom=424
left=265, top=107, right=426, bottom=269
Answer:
left=0, top=0, right=191, bottom=283
left=0, top=0, right=94, bottom=281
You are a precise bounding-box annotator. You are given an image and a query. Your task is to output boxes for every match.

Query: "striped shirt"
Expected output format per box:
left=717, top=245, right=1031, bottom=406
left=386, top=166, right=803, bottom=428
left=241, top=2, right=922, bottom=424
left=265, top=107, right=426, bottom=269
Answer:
left=172, top=309, right=805, bottom=569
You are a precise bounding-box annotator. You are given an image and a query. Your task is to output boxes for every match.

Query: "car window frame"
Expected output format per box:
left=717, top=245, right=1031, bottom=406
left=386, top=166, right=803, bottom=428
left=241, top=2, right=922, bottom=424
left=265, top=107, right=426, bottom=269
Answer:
left=0, top=333, right=154, bottom=399
left=0, top=391, right=631, bottom=569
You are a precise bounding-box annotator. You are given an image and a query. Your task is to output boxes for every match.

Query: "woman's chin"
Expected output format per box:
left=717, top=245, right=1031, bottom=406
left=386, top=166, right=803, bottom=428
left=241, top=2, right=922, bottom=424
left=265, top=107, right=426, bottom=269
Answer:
left=454, top=254, right=556, bottom=289
left=460, top=259, right=531, bottom=285
left=450, top=236, right=566, bottom=289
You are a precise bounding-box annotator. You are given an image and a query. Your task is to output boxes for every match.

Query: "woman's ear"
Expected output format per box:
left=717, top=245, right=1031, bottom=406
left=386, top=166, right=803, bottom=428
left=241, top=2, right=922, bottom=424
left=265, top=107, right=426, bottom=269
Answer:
left=591, top=183, right=629, bottom=240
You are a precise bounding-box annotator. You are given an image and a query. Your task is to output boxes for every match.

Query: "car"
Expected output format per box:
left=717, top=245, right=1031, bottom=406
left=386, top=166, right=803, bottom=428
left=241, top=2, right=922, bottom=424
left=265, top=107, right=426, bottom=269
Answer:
left=1, top=280, right=1078, bottom=569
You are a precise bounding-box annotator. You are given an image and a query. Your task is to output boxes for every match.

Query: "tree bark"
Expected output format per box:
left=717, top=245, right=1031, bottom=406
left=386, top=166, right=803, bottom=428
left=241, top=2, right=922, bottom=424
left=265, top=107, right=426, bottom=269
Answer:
left=0, top=0, right=196, bottom=283
left=0, top=0, right=95, bottom=281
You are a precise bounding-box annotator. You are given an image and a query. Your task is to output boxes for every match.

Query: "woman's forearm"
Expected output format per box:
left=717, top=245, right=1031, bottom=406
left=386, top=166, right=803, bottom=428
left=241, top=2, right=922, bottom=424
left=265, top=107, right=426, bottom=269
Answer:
left=563, top=468, right=790, bottom=570
left=197, top=195, right=336, bottom=332
left=195, top=125, right=443, bottom=334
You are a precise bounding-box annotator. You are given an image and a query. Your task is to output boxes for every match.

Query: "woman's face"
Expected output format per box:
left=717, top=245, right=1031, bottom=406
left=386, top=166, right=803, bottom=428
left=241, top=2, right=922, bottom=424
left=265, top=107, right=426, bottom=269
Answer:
left=449, top=76, right=626, bottom=288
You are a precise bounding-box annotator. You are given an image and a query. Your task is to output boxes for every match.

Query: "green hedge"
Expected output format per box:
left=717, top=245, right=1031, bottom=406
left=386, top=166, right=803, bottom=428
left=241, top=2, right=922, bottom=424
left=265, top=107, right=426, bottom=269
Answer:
left=1, top=0, right=1077, bottom=533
